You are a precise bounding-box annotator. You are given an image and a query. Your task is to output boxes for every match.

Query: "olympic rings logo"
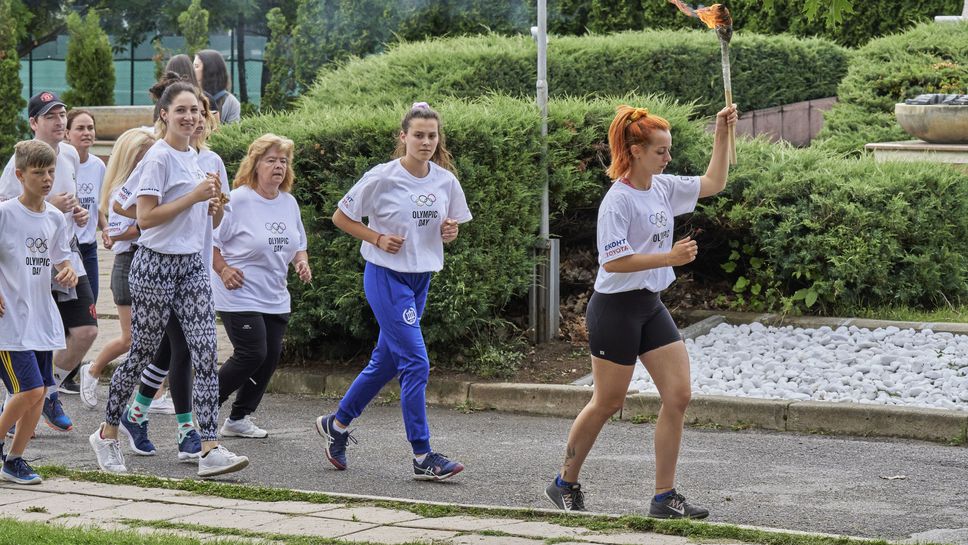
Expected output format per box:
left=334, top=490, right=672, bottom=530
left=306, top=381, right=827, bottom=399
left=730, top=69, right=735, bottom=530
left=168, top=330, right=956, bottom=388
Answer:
left=78, top=183, right=94, bottom=194
left=265, top=222, right=287, bottom=234
left=410, top=194, right=437, bottom=207
left=649, top=211, right=668, bottom=227
left=25, top=237, right=48, bottom=253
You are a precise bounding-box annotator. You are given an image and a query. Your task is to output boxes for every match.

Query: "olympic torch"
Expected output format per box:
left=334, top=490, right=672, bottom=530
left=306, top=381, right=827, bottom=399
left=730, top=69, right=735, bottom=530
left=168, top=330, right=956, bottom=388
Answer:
left=668, top=1, right=737, bottom=165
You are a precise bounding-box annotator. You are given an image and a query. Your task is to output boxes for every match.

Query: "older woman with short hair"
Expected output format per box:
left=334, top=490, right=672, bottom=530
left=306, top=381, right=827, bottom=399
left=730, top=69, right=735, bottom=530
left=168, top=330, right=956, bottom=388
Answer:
left=213, top=133, right=311, bottom=438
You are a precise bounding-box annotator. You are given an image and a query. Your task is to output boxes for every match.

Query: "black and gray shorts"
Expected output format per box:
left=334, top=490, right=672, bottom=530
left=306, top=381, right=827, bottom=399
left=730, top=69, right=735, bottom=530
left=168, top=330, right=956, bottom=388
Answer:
left=585, top=288, right=682, bottom=366
left=111, top=249, right=137, bottom=306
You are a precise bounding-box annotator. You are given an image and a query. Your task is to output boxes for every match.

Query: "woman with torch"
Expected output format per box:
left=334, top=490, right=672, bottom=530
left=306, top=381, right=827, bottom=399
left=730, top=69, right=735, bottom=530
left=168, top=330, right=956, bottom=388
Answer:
left=545, top=102, right=736, bottom=518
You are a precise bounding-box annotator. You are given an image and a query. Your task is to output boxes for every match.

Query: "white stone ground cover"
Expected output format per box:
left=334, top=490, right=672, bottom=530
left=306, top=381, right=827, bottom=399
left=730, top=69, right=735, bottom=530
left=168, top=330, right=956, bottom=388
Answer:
left=629, top=323, right=968, bottom=411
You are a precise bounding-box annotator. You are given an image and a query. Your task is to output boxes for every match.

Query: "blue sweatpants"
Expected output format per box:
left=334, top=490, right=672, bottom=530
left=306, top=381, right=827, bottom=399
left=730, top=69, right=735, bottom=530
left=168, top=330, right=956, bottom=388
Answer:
left=336, top=262, right=432, bottom=454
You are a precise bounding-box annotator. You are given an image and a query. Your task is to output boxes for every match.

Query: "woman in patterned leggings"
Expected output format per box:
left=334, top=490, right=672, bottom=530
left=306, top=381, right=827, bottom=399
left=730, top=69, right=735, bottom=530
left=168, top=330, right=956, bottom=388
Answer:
left=88, top=81, right=249, bottom=478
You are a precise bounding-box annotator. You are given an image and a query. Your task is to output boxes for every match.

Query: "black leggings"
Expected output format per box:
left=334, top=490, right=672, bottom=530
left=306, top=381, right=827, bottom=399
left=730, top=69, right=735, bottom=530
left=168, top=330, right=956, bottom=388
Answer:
left=218, top=311, right=290, bottom=421
left=137, top=315, right=194, bottom=414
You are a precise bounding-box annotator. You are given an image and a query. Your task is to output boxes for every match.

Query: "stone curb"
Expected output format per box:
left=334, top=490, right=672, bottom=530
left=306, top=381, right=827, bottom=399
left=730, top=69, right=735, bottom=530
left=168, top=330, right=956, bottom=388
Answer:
left=267, top=369, right=968, bottom=445
left=681, top=310, right=968, bottom=335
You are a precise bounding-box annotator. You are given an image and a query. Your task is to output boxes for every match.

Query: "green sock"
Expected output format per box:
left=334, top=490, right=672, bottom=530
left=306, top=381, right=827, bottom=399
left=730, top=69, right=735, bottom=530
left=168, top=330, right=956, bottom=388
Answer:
left=176, top=413, right=195, bottom=443
left=127, top=393, right=153, bottom=424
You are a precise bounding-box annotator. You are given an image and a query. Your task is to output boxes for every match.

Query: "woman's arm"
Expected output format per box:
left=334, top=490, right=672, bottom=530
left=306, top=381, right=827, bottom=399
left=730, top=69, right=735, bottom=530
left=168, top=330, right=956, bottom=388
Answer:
left=136, top=177, right=216, bottom=229
left=332, top=208, right=403, bottom=254
left=113, top=200, right=137, bottom=219
left=109, top=224, right=140, bottom=242
left=602, top=236, right=698, bottom=273
left=699, top=104, right=738, bottom=198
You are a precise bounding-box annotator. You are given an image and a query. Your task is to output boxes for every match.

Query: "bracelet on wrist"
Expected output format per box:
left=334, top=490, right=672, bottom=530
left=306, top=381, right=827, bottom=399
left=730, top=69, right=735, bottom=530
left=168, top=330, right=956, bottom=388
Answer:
left=375, top=233, right=384, bottom=248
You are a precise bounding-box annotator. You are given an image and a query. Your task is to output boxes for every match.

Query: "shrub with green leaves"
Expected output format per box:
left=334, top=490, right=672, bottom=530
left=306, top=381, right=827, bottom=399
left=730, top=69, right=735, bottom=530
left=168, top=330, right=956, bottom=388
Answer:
left=693, top=139, right=968, bottom=314
left=814, top=21, right=968, bottom=154
left=300, top=30, right=848, bottom=119
left=62, top=10, right=115, bottom=107
left=0, top=0, right=26, bottom=161
left=211, top=95, right=703, bottom=359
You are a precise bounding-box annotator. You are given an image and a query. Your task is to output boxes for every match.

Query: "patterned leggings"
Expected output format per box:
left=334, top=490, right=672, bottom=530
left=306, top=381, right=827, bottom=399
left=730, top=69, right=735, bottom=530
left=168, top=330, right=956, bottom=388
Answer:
left=104, top=247, right=220, bottom=440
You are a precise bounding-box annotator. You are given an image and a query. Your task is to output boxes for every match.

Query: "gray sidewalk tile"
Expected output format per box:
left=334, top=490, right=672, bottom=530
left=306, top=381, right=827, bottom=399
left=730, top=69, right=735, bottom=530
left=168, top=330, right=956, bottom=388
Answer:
left=448, top=536, right=545, bottom=545
left=338, top=525, right=459, bottom=544
left=253, top=515, right=375, bottom=537
left=170, top=507, right=291, bottom=531
left=486, top=520, right=592, bottom=539
left=0, top=492, right=127, bottom=518
left=0, top=485, right=50, bottom=506
left=397, top=515, right=512, bottom=531
left=86, top=499, right=214, bottom=521
left=314, top=505, right=424, bottom=524
left=232, top=499, right=346, bottom=514
left=585, top=534, right=691, bottom=545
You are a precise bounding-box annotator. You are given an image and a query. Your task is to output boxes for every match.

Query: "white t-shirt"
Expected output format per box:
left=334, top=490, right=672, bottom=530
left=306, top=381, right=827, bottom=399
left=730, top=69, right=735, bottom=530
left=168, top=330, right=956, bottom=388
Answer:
left=212, top=186, right=307, bottom=314
left=338, top=159, right=472, bottom=273
left=594, top=175, right=701, bottom=294
left=107, top=182, right=138, bottom=255
left=0, top=141, right=86, bottom=276
left=135, top=139, right=209, bottom=255
left=75, top=154, right=106, bottom=244
left=0, top=199, right=72, bottom=351
left=197, top=149, right=231, bottom=272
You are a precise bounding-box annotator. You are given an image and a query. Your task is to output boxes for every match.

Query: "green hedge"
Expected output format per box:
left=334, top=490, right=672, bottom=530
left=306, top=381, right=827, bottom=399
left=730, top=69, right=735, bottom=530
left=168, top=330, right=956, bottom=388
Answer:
left=692, top=139, right=968, bottom=313
left=300, top=30, right=849, bottom=119
left=814, top=21, right=968, bottom=154
left=211, top=95, right=704, bottom=358
left=635, top=0, right=961, bottom=48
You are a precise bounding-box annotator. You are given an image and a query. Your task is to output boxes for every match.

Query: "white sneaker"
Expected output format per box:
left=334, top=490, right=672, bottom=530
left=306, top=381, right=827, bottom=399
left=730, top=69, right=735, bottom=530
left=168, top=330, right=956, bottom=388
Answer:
left=148, top=392, right=176, bottom=415
left=198, top=445, right=249, bottom=477
left=220, top=416, right=268, bottom=438
left=89, top=423, right=127, bottom=473
left=79, top=362, right=99, bottom=409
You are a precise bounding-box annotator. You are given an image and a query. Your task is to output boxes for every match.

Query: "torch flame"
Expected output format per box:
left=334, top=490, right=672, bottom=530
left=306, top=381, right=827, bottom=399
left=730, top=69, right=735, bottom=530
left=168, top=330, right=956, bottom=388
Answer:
left=668, top=1, right=732, bottom=30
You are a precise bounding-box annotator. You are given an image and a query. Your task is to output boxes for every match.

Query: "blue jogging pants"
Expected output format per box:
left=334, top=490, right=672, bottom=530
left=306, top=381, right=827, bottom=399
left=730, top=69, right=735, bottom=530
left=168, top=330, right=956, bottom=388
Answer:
left=336, top=262, right=433, bottom=454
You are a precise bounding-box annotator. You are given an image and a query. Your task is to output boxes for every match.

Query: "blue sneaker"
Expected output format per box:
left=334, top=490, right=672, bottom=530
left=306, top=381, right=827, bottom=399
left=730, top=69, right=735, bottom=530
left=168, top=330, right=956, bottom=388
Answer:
left=413, top=452, right=464, bottom=481
left=177, top=429, right=202, bottom=461
left=43, top=394, right=73, bottom=432
left=315, top=414, right=355, bottom=470
left=119, top=410, right=156, bottom=456
left=1, top=457, right=42, bottom=485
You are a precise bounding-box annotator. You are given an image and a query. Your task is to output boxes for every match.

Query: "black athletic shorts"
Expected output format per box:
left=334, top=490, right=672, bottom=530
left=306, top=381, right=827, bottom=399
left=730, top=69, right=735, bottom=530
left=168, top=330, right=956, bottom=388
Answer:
left=56, top=273, right=98, bottom=331
left=585, top=288, right=682, bottom=365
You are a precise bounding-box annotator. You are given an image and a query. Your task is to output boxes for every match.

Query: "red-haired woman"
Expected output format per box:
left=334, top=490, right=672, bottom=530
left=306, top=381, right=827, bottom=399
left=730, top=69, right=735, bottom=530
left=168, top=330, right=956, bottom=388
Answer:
left=545, top=104, right=737, bottom=518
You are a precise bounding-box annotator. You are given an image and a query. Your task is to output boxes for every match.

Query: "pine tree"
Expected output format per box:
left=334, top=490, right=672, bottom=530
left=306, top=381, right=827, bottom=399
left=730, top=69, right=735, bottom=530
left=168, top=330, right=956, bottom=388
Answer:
left=179, top=0, right=210, bottom=57
left=63, top=11, right=116, bottom=106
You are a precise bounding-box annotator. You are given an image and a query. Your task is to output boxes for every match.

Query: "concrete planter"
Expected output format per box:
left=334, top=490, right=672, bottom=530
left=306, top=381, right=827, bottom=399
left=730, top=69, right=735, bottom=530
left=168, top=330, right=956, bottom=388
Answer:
left=80, top=105, right=154, bottom=140
left=895, top=103, right=968, bottom=143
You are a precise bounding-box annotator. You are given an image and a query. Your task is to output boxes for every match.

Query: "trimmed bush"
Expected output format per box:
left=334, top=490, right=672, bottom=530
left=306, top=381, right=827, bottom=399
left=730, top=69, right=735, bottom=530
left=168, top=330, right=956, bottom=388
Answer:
left=210, top=95, right=704, bottom=358
left=300, top=30, right=849, bottom=119
left=62, top=11, right=115, bottom=107
left=814, top=22, right=968, bottom=154
left=0, top=0, right=26, bottom=161
left=692, top=139, right=968, bottom=314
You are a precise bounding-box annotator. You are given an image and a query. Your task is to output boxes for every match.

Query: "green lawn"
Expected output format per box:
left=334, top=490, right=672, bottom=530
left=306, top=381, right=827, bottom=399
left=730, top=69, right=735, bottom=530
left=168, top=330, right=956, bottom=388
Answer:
left=849, top=305, right=968, bottom=324
left=0, top=517, right=245, bottom=545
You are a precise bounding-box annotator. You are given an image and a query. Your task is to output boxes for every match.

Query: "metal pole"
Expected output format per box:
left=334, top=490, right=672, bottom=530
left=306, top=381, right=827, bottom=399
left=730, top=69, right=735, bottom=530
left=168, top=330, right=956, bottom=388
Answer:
left=537, top=0, right=549, bottom=240
left=28, top=39, right=33, bottom=97
left=130, top=39, right=135, bottom=106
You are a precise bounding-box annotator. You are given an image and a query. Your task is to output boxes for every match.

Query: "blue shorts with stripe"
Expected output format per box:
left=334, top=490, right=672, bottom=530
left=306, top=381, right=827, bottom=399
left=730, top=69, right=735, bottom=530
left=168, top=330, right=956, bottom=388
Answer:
left=0, top=351, right=50, bottom=395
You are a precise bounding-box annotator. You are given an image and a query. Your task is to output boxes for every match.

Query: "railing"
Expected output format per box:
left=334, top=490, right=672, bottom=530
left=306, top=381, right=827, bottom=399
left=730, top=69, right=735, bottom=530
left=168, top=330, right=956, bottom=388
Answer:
left=706, top=97, right=837, bottom=147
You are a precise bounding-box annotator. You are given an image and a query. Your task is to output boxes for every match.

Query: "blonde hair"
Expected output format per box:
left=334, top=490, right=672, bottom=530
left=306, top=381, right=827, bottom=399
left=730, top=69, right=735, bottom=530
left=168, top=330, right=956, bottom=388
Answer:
left=606, top=105, right=672, bottom=180
left=14, top=140, right=56, bottom=171
left=99, top=128, right=156, bottom=215
left=192, top=94, right=218, bottom=151
left=233, top=133, right=295, bottom=193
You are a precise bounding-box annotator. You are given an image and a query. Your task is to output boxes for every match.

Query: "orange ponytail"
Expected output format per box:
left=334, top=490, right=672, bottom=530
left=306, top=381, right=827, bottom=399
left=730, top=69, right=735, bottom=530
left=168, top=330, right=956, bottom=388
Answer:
left=606, top=105, right=671, bottom=180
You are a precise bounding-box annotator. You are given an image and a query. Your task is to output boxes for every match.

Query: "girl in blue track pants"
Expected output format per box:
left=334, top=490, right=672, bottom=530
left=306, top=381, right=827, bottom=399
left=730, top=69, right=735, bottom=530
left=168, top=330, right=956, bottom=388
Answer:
left=316, top=102, right=472, bottom=481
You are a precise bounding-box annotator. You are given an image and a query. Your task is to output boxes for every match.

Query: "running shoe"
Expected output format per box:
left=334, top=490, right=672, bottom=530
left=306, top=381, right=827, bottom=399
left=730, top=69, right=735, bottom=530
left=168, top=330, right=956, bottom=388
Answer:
left=648, top=489, right=709, bottom=519
left=198, top=445, right=249, bottom=477
left=178, top=428, right=202, bottom=461
left=119, top=409, right=156, bottom=455
left=315, top=414, right=355, bottom=470
left=42, top=394, right=73, bottom=432
left=78, top=362, right=99, bottom=408
left=545, top=479, right=586, bottom=511
left=89, top=423, right=126, bottom=473
left=221, top=416, right=268, bottom=438
left=413, top=451, right=464, bottom=481
left=0, top=457, right=42, bottom=485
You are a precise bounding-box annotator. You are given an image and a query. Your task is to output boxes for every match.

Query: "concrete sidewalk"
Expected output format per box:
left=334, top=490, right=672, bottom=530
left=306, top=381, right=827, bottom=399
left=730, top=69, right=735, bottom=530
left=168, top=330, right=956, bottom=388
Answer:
left=0, top=477, right=770, bottom=545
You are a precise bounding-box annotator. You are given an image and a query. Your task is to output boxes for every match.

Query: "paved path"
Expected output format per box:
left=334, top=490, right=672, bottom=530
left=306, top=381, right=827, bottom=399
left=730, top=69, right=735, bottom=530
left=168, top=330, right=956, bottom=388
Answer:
left=0, top=478, right=701, bottom=545
left=23, top=387, right=968, bottom=543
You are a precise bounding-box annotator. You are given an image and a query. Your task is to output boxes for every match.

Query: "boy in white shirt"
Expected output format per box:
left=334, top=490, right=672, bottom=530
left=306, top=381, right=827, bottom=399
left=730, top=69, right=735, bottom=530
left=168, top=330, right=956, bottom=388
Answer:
left=0, top=140, right=78, bottom=484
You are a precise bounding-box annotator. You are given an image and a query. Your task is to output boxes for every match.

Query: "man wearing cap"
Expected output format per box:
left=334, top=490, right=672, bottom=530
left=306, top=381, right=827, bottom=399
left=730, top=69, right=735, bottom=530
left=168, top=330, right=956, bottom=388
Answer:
left=0, top=91, right=97, bottom=434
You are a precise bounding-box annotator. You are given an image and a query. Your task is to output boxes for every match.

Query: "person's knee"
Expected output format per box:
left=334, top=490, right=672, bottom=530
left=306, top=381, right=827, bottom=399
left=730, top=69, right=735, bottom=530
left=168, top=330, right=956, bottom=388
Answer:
left=69, top=325, right=98, bottom=347
left=21, top=386, right=45, bottom=405
left=661, top=387, right=692, bottom=414
left=590, top=395, right=625, bottom=417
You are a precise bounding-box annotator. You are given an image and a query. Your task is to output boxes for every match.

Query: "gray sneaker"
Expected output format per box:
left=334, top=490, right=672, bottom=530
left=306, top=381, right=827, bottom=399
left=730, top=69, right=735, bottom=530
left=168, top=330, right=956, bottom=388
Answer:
left=649, top=489, right=709, bottom=519
left=220, top=416, right=268, bottom=438
left=89, top=423, right=127, bottom=473
left=79, top=362, right=98, bottom=408
left=198, top=445, right=249, bottom=477
left=545, top=480, right=586, bottom=511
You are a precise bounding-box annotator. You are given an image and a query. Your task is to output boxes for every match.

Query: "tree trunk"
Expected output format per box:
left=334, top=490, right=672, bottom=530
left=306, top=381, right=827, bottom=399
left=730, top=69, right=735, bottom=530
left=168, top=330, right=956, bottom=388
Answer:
left=236, top=15, right=248, bottom=103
